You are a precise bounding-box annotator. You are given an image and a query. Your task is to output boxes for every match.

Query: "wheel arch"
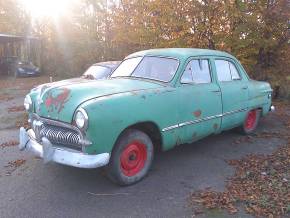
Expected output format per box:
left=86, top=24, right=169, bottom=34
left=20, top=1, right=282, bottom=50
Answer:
left=253, top=106, right=263, bottom=116
left=116, top=121, right=163, bottom=152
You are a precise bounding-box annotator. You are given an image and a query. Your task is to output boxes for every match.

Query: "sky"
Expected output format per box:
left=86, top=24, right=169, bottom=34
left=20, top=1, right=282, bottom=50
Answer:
left=18, top=0, right=77, bottom=19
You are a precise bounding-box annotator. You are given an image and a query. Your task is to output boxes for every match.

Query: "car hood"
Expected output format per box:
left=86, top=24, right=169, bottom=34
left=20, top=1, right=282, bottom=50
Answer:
left=35, top=78, right=164, bottom=123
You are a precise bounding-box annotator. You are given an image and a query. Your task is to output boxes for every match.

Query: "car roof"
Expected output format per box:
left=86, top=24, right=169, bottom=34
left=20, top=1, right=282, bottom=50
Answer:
left=126, top=48, right=236, bottom=60
left=93, top=61, right=121, bottom=69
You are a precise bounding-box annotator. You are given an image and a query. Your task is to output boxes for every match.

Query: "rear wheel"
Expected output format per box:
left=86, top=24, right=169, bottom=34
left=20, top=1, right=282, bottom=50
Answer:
left=239, top=109, right=260, bottom=134
left=106, top=129, right=154, bottom=186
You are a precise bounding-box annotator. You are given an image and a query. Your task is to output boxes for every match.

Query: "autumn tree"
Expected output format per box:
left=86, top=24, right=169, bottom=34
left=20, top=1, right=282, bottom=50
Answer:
left=0, top=0, right=289, bottom=95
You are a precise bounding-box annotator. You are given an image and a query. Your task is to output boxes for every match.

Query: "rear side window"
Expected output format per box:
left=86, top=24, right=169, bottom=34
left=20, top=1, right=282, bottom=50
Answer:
left=215, top=60, right=241, bottom=82
left=229, top=62, right=240, bottom=80
left=181, top=59, right=211, bottom=84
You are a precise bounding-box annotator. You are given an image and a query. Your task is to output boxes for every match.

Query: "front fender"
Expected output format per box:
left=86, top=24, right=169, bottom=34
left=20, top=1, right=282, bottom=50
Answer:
left=80, top=88, right=180, bottom=154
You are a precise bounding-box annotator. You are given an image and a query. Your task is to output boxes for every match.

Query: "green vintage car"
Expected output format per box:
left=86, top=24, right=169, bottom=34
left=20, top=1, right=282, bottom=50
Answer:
left=19, top=48, right=274, bottom=185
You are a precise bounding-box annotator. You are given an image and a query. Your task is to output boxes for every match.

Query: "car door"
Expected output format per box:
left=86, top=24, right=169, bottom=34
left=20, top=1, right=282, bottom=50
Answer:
left=177, top=58, right=222, bottom=144
left=213, top=58, right=249, bottom=130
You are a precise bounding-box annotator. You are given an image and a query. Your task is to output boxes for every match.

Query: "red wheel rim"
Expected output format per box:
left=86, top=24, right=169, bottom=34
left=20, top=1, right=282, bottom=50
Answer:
left=245, top=110, right=257, bottom=130
left=120, top=141, right=147, bottom=177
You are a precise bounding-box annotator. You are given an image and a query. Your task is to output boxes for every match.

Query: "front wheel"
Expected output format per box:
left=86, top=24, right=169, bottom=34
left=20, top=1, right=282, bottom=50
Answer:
left=106, top=129, right=154, bottom=186
left=239, top=109, right=261, bottom=134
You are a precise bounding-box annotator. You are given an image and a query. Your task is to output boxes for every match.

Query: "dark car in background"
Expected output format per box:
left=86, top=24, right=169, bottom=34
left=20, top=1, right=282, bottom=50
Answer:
left=15, top=61, right=40, bottom=77
left=0, top=57, right=40, bottom=77
left=82, top=61, right=120, bottom=80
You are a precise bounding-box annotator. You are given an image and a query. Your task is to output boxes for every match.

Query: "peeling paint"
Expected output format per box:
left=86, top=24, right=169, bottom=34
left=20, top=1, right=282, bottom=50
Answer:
left=193, top=110, right=202, bottom=117
left=213, top=123, right=219, bottom=130
left=112, top=119, right=123, bottom=124
left=192, top=132, right=197, bottom=140
left=45, top=88, right=71, bottom=113
left=131, top=91, right=139, bottom=96
left=153, top=89, right=161, bottom=94
left=162, top=89, right=175, bottom=93
left=175, top=136, right=182, bottom=146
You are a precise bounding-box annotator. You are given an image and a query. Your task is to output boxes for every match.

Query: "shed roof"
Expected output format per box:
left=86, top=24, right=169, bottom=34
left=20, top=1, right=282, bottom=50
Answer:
left=0, top=33, right=39, bottom=44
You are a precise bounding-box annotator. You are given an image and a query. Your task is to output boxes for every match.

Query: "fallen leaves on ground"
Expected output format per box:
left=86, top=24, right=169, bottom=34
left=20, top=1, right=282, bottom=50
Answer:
left=0, top=140, right=19, bottom=148
left=0, top=95, right=14, bottom=102
left=253, top=131, right=290, bottom=140
left=191, top=145, right=290, bottom=217
left=7, top=105, right=25, bottom=113
left=0, top=75, right=50, bottom=90
left=232, top=135, right=253, bottom=145
left=15, top=113, right=29, bottom=129
left=6, top=159, right=26, bottom=168
left=190, top=100, right=290, bottom=217
left=4, top=159, right=26, bottom=176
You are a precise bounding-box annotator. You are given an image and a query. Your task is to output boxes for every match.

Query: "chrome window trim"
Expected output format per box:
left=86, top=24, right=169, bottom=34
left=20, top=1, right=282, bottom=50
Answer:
left=162, top=108, right=248, bottom=132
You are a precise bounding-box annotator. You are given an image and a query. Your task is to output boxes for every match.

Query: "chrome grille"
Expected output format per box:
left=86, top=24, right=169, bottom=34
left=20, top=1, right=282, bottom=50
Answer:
left=33, top=120, right=83, bottom=151
left=40, top=124, right=81, bottom=148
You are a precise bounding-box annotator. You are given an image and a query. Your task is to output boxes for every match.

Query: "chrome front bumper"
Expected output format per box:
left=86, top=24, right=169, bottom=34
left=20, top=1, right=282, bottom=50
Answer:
left=18, top=127, right=110, bottom=169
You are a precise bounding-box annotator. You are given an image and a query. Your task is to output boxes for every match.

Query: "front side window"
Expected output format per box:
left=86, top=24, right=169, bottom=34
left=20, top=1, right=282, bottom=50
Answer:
left=181, top=59, right=211, bottom=84
left=215, top=60, right=241, bottom=82
left=111, top=56, right=179, bottom=82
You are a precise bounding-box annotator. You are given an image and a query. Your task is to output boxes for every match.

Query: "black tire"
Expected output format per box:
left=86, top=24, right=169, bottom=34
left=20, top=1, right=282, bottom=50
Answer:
left=239, top=109, right=261, bottom=135
left=106, top=129, right=154, bottom=186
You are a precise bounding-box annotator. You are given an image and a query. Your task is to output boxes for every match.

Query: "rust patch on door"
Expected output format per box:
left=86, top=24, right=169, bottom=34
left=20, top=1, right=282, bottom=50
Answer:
left=213, top=123, right=219, bottom=130
left=45, top=88, right=71, bottom=113
left=193, top=110, right=202, bottom=117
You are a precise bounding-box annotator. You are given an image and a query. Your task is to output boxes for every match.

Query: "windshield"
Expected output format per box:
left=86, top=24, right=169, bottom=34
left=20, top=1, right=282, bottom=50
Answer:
left=18, top=61, right=32, bottom=66
left=111, top=56, right=179, bottom=82
left=83, top=65, right=111, bottom=79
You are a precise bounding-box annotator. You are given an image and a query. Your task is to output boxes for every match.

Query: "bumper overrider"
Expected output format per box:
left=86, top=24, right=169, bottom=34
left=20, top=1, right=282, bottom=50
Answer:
left=18, top=127, right=110, bottom=168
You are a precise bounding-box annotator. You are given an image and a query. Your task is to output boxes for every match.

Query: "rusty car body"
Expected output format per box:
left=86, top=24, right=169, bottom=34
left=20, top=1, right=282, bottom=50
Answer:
left=19, top=48, right=274, bottom=185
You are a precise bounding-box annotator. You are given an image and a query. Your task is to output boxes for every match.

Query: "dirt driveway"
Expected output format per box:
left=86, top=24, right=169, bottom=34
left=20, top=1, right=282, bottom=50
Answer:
left=0, top=76, right=287, bottom=218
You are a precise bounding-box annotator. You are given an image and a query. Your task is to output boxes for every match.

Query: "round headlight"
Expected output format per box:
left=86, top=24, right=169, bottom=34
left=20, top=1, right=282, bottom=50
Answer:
left=24, top=95, right=32, bottom=111
left=74, top=108, right=88, bottom=130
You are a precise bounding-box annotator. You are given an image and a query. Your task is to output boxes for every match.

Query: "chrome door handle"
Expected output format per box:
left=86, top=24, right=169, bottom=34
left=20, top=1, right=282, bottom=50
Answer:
left=242, top=86, right=248, bottom=90
left=212, top=90, right=221, bottom=93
